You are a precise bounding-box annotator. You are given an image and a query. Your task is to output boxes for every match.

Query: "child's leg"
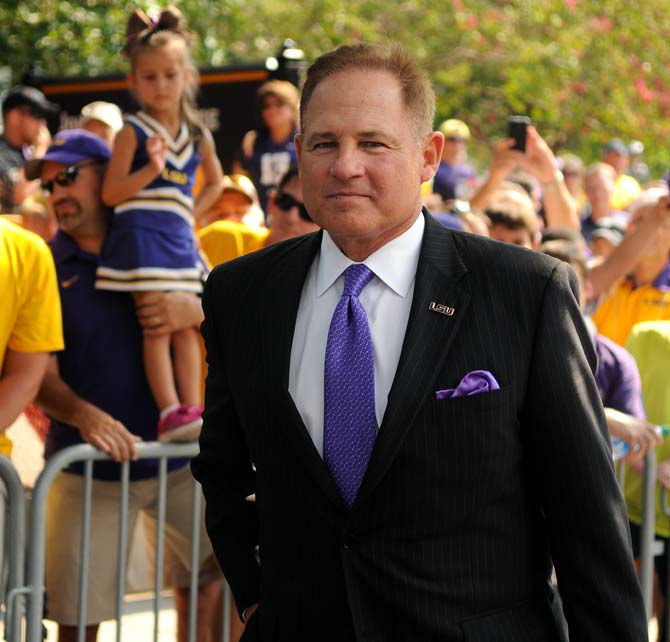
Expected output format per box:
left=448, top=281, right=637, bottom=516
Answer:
left=172, top=326, right=202, bottom=407
left=133, top=292, right=180, bottom=412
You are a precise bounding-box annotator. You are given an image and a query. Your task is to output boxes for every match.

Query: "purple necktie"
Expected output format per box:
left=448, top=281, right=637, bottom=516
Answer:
left=324, top=263, right=377, bottom=509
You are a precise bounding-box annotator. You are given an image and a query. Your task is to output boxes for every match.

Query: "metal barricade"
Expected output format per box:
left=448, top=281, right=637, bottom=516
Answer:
left=639, top=450, right=658, bottom=621
left=0, top=455, right=26, bottom=642
left=18, top=442, right=231, bottom=642
left=661, top=487, right=670, bottom=642
left=614, top=449, right=658, bottom=620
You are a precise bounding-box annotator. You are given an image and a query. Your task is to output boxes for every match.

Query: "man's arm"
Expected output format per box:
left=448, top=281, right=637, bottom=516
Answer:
left=36, top=356, right=140, bottom=462
left=522, top=262, right=647, bottom=641
left=469, top=128, right=579, bottom=230
left=605, top=407, right=662, bottom=460
left=468, top=139, right=520, bottom=213
left=0, top=349, right=49, bottom=430
left=589, top=195, right=670, bottom=300
left=135, top=290, right=204, bottom=336
left=191, top=271, right=260, bottom=620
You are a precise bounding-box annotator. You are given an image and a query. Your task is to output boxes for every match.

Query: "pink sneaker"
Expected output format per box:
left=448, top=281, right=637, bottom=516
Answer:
left=158, top=404, right=203, bottom=442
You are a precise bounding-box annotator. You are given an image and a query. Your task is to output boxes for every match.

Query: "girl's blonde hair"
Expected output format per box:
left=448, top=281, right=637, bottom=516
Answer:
left=123, top=6, right=204, bottom=143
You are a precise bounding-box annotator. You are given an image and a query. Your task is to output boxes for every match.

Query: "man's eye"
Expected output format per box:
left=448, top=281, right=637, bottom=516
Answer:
left=361, top=141, right=384, bottom=148
left=312, top=142, right=336, bottom=150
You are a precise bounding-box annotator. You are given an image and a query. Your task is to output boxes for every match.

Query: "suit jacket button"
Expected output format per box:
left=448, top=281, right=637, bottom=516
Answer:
left=343, top=533, right=358, bottom=550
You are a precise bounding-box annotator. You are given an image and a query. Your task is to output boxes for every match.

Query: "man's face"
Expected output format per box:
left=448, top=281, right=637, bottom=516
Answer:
left=489, top=223, right=535, bottom=250
left=296, top=69, right=442, bottom=260
left=41, top=160, right=105, bottom=237
left=205, top=191, right=252, bottom=225
left=603, top=151, right=628, bottom=175
left=442, top=135, right=467, bottom=163
left=17, top=107, right=45, bottom=146
left=584, top=172, right=613, bottom=213
left=267, top=176, right=318, bottom=241
left=82, top=119, right=116, bottom=150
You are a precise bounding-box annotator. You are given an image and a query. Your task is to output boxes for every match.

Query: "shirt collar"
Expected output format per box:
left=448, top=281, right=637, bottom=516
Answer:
left=49, top=230, right=96, bottom=264
left=315, top=212, right=425, bottom=298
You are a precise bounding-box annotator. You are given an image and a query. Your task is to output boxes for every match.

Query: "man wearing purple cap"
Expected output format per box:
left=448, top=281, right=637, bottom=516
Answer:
left=0, top=86, right=58, bottom=212
left=29, top=130, right=222, bottom=642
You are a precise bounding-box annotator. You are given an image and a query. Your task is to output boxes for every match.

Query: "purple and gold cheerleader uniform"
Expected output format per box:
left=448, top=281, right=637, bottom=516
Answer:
left=96, top=111, right=206, bottom=293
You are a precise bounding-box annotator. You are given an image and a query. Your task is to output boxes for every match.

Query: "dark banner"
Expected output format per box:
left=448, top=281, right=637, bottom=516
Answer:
left=38, top=64, right=273, bottom=173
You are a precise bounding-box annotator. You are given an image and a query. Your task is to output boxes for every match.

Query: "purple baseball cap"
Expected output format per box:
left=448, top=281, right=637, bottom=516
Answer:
left=24, top=129, right=111, bottom=180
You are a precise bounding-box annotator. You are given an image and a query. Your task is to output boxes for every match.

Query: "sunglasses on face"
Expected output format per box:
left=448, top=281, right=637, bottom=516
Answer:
left=275, top=191, right=311, bottom=222
left=40, top=161, right=98, bottom=194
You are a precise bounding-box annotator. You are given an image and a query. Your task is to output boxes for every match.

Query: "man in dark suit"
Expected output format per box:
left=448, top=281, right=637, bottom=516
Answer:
left=192, top=44, right=647, bottom=641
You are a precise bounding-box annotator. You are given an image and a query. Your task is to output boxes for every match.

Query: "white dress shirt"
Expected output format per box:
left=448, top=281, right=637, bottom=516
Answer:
left=289, top=214, right=424, bottom=456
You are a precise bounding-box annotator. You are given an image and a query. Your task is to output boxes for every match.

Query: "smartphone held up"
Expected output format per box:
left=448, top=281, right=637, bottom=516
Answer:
left=507, top=115, right=531, bottom=152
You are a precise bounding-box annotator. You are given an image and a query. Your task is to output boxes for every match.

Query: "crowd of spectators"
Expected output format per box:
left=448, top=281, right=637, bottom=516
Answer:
left=1, top=65, right=670, bottom=640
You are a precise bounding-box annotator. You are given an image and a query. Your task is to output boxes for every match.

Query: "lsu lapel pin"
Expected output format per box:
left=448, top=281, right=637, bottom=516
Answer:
left=429, top=301, right=455, bottom=316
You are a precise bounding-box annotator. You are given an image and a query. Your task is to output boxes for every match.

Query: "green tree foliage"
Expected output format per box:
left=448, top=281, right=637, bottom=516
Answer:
left=3, top=0, right=669, bottom=175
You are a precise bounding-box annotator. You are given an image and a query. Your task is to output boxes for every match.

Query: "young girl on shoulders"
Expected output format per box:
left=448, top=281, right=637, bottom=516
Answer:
left=98, top=6, right=222, bottom=441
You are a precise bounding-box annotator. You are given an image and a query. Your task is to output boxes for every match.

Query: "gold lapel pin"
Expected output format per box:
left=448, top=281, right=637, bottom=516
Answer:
left=428, top=301, right=455, bottom=316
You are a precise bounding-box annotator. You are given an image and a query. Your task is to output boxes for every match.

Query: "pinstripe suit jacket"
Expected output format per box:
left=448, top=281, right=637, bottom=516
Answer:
left=192, top=212, right=646, bottom=642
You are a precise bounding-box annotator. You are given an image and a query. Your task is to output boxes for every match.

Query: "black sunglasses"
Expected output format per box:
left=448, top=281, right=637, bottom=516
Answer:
left=275, top=192, right=311, bottom=222
left=40, top=161, right=99, bottom=194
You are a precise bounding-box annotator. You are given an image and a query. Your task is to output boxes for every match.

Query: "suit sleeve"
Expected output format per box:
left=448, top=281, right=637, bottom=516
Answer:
left=191, top=269, right=260, bottom=616
left=521, top=262, right=647, bottom=641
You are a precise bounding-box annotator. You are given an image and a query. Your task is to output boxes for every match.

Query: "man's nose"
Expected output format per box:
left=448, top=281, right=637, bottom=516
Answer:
left=328, top=144, right=364, bottom=181
left=49, top=180, right=70, bottom=202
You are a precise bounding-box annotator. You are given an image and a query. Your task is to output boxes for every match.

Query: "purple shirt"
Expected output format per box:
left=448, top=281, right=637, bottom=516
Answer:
left=238, top=129, right=298, bottom=211
left=594, top=331, right=646, bottom=420
left=432, top=161, right=477, bottom=201
left=46, top=230, right=187, bottom=480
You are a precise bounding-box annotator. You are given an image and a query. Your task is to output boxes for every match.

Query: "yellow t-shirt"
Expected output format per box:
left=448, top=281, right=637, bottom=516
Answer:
left=198, top=220, right=269, bottom=268
left=624, top=321, right=670, bottom=536
left=592, top=277, right=670, bottom=347
left=197, top=220, right=269, bottom=399
left=0, top=217, right=64, bottom=456
left=610, top=173, right=641, bottom=211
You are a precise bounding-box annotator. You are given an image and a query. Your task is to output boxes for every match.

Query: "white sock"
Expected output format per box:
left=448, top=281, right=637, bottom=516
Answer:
left=159, top=404, right=179, bottom=420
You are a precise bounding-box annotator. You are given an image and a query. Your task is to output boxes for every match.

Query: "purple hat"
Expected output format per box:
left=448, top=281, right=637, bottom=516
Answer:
left=24, top=129, right=111, bottom=180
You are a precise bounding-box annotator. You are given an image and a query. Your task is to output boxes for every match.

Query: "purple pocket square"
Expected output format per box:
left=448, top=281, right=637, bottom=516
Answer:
left=435, top=370, right=500, bottom=400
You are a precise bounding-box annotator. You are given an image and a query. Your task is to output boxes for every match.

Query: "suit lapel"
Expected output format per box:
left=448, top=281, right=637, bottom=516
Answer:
left=356, top=213, right=472, bottom=505
left=260, top=232, right=346, bottom=510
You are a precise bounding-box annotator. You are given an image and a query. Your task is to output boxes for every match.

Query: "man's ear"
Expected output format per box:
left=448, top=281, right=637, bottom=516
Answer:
left=295, top=133, right=302, bottom=167
left=582, top=276, right=594, bottom=304
left=532, top=230, right=542, bottom=251
left=421, top=131, right=444, bottom=184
